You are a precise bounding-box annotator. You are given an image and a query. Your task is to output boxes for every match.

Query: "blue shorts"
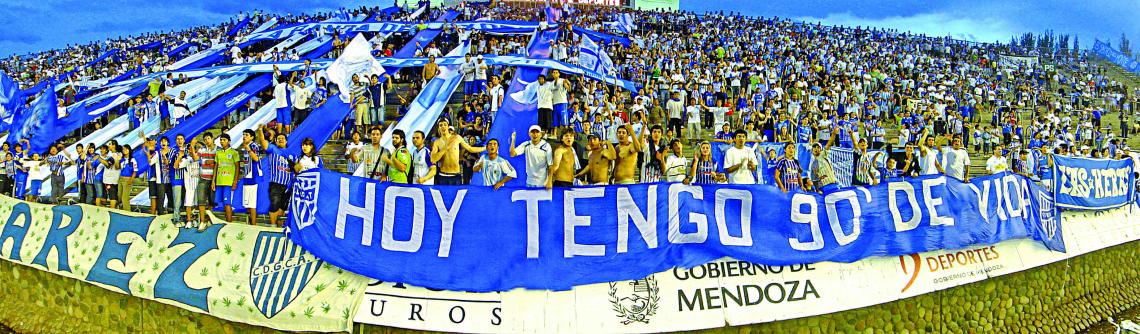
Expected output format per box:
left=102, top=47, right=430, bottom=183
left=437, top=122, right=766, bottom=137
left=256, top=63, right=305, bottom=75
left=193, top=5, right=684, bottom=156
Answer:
left=276, top=107, right=292, bottom=126
left=29, top=180, right=42, bottom=197
left=215, top=185, right=234, bottom=207
left=553, top=103, right=568, bottom=127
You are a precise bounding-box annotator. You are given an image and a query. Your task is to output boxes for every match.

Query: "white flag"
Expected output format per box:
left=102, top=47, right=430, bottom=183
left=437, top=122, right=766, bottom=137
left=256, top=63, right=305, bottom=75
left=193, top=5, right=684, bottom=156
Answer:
left=326, top=34, right=386, bottom=103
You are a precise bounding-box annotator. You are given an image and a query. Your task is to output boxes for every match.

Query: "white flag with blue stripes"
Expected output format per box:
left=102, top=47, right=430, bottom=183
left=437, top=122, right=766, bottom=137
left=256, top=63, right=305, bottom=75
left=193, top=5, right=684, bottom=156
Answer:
left=578, top=36, right=615, bottom=77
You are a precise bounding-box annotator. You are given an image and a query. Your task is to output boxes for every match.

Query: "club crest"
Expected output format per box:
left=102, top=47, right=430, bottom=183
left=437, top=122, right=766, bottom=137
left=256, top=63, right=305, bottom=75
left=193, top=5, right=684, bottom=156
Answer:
left=249, top=231, right=324, bottom=318
left=290, top=171, right=320, bottom=231
left=608, top=276, right=659, bottom=325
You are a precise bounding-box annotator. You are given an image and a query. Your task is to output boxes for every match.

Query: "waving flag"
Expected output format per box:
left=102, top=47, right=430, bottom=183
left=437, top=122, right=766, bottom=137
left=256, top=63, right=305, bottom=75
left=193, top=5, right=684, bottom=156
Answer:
left=0, top=71, right=21, bottom=127
left=7, top=83, right=57, bottom=147
left=578, top=35, right=616, bottom=76
left=326, top=34, right=386, bottom=103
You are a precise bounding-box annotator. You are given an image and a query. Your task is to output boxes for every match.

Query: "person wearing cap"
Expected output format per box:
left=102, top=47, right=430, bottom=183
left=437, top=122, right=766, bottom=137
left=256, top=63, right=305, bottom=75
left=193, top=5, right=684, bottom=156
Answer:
left=510, top=125, right=554, bottom=188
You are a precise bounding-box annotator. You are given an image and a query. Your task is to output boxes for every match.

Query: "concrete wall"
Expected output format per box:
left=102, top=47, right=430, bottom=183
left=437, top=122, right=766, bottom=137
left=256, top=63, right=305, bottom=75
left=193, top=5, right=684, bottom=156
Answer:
left=3, top=239, right=1139, bottom=334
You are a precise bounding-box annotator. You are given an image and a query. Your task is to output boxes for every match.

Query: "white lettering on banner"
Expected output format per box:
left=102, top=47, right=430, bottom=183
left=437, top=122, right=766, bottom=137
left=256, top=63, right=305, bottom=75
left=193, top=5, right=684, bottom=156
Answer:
left=1002, top=175, right=1023, bottom=218
left=382, top=186, right=425, bottom=253
left=922, top=177, right=954, bottom=226
left=888, top=182, right=922, bottom=232
left=968, top=182, right=993, bottom=223
left=1058, top=165, right=1132, bottom=199
left=788, top=194, right=823, bottom=251
left=430, top=189, right=467, bottom=258
left=714, top=189, right=753, bottom=246
left=617, top=186, right=658, bottom=253
left=824, top=190, right=861, bottom=246
left=564, top=188, right=606, bottom=257
left=336, top=178, right=376, bottom=244
left=669, top=184, right=709, bottom=244
left=511, top=190, right=552, bottom=259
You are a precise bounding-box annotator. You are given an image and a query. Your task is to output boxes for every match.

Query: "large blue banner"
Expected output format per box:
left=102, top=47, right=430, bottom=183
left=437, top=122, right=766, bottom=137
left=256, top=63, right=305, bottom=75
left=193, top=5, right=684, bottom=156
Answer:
left=1093, top=40, right=1140, bottom=74
left=286, top=170, right=1064, bottom=292
left=1052, top=155, right=1136, bottom=210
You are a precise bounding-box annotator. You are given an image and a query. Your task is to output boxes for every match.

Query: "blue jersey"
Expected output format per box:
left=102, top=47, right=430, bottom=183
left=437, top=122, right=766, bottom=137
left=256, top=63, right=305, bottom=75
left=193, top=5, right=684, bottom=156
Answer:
left=265, top=146, right=295, bottom=186
left=797, top=125, right=813, bottom=143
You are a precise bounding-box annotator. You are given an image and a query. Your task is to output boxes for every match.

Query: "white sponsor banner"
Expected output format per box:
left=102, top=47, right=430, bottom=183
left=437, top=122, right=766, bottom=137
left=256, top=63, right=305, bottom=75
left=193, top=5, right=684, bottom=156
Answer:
left=997, top=55, right=1039, bottom=68
left=353, top=205, right=1140, bottom=333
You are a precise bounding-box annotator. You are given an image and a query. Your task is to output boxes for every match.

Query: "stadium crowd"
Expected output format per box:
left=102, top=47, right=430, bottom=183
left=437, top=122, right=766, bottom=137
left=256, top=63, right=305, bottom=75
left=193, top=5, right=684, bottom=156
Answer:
left=0, top=1, right=1137, bottom=229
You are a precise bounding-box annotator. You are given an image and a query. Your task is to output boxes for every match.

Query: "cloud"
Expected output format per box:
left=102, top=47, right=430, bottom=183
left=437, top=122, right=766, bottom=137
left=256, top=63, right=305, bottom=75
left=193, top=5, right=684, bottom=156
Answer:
left=795, top=12, right=1020, bottom=44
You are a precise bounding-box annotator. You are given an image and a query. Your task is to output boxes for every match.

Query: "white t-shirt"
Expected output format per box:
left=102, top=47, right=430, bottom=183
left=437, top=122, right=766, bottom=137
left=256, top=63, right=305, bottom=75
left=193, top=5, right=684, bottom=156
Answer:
left=514, top=140, right=552, bottom=186
left=664, top=154, right=688, bottom=182
left=274, top=82, right=289, bottom=108
left=537, top=82, right=555, bottom=109
left=488, top=85, right=504, bottom=112
left=686, top=106, right=702, bottom=124
left=724, top=146, right=758, bottom=184
left=942, top=147, right=971, bottom=180
left=919, top=147, right=939, bottom=175
left=986, top=156, right=1008, bottom=174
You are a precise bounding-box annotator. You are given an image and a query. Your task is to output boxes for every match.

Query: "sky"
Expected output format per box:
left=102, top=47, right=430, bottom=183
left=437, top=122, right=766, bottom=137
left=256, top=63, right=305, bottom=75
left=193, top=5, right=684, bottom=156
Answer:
left=681, top=0, right=1140, bottom=50
left=0, top=0, right=1136, bottom=58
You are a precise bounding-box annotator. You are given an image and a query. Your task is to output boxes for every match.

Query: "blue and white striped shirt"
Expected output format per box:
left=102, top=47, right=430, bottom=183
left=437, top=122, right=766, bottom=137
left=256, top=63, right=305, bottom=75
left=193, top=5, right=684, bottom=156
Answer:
left=265, top=146, right=295, bottom=186
left=47, top=154, right=68, bottom=174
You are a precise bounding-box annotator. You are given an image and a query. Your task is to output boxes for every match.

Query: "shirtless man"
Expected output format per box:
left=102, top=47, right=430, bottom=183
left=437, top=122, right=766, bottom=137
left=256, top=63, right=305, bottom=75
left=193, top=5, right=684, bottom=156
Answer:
left=612, top=124, right=642, bottom=184
left=430, top=120, right=485, bottom=185
left=576, top=134, right=615, bottom=185
left=550, top=130, right=578, bottom=188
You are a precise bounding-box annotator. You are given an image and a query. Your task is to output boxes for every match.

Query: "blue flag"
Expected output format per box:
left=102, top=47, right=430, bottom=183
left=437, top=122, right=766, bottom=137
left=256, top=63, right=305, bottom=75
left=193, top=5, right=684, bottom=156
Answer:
left=8, top=82, right=57, bottom=149
left=1052, top=155, right=1136, bottom=210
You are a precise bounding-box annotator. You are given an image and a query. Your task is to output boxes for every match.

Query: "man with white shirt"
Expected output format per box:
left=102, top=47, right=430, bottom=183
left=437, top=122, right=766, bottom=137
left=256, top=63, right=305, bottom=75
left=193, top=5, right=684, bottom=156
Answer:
left=291, top=79, right=313, bottom=127
left=724, top=130, right=758, bottom=184
left=550, top=70, right=569, bottom=133
left=942, top=135, right=971, bottom=181
left=509, top=125, right=554, bottom=188
left=474, top=56, right=488, bottom=94
left=917, top=127, right=944, bottom=176
left=986, top=145, right=1008, bottom=174
left=460, top=54, right=476, bottom=95
left=487, top=76, right=504, bottom=116
left=536, top=75, right=555, bottom=133
left=273, top=76, right=291, bottom=133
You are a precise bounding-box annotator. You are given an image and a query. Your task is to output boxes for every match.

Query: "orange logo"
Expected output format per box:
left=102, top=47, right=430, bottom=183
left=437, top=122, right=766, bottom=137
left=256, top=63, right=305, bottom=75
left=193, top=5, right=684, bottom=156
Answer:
left=898, top=254, right=921, bottom=293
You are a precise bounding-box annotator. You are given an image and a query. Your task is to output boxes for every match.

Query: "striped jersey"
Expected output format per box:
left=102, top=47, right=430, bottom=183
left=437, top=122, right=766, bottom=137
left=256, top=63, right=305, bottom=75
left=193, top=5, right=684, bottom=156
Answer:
left=773, top=157, right=801, bottom=192
left=239, top=142, right=262, bottom=181
left=264, top=146, right=295, bottom=186
left=198, top=147, right=216, bottom=180
left=83, top=155, right=101, bottom=184
left=47, top=154, right=68, bottom=174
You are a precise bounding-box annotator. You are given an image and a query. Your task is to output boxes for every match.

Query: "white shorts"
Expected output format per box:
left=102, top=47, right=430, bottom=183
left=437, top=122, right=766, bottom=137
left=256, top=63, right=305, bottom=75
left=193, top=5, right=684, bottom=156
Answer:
left=184, top=178, right=199, bottom=207
left=243, top=184, right=258, bottom=209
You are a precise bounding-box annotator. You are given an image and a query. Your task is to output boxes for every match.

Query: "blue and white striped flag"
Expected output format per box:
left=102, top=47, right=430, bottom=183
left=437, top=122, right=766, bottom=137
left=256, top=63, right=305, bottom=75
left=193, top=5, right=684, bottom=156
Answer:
left=578, top=36, right=616, bottom=77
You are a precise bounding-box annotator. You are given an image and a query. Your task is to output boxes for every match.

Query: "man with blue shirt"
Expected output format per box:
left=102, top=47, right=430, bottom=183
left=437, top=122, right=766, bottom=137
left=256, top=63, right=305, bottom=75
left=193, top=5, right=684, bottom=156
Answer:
left=257, top=126, right=293, bottom=228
